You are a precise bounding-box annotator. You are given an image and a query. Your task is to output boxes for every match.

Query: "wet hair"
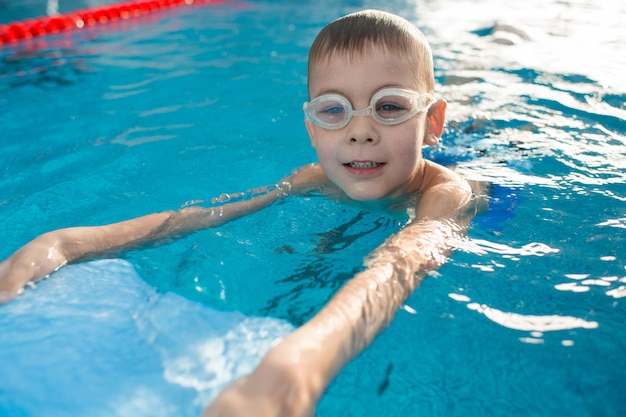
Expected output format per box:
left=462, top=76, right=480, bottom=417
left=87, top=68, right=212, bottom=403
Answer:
left=308, top=10, right=435, bottom=93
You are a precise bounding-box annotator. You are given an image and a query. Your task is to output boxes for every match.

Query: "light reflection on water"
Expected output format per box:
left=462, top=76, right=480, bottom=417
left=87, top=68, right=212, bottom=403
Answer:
left=417, top=0, right=624, bottom=345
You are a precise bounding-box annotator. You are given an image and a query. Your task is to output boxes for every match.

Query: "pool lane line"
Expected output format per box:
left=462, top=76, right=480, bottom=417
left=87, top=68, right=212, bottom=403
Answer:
left=0, top=0, right=224, bottom=46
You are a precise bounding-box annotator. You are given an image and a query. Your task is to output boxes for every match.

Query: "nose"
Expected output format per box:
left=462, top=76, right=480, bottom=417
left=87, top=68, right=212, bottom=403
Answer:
left=346, top=109, right=379, bottom=144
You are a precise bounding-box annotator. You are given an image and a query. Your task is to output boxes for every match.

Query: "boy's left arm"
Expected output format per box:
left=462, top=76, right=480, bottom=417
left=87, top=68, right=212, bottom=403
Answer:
left=203, top=168, right=478, bottom=417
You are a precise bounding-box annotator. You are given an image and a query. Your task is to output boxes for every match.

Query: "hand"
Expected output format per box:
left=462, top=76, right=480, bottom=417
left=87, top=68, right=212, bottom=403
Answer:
left=0, top=233, right=67, bottom=303
left=201, top=345, right=319, bottom=417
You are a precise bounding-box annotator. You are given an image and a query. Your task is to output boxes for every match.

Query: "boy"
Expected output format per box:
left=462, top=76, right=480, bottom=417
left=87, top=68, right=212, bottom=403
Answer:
left=0, top=9, right=477, bottom=417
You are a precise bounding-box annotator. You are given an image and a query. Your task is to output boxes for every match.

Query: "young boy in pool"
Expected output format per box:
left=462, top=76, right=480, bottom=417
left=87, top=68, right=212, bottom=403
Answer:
left=0, top=9, right=478, bottom=417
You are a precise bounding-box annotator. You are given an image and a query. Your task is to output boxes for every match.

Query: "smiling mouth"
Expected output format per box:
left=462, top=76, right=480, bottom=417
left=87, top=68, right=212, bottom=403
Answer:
left=345, top=161, right=385, bottom=169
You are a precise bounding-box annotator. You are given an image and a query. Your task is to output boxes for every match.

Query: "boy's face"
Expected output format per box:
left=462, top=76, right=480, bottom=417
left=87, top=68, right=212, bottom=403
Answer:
left=306, top=46, right=439, bottom=201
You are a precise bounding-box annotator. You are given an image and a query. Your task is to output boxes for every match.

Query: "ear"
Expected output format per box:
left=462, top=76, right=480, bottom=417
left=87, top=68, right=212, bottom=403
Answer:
left=424, top=99, right=447, bottom=147
left=305, top=119, right=317, bottom=148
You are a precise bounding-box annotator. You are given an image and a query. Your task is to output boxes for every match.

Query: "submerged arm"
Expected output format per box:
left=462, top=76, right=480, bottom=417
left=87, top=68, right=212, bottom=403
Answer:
left=0, top=164, right=327, bottom=303
left=297, top=177, right=476, bottom=401
left=203, top=170, right=477, bottom=417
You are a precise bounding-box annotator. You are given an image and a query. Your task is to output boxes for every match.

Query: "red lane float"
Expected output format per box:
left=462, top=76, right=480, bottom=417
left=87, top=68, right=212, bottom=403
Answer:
left=0, top=0, right=223, bottom=46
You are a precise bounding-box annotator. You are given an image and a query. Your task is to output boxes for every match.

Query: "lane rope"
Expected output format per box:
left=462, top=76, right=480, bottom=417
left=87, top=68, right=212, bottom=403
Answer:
left=0, top=0, right=223, bottom=46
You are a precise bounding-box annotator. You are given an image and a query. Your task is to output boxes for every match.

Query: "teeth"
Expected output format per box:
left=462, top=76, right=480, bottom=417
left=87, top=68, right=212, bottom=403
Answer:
left=348, top=161, right=382, bottom=168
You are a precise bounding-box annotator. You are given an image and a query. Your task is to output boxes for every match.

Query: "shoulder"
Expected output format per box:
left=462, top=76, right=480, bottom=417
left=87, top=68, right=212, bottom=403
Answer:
left=421, top=160, right=471, bottom=195
left=416, top=161, right=473, bottom=219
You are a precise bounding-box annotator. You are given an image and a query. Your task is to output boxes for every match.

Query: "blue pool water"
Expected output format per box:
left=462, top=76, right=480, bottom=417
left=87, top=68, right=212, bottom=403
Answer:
left=1, top=0, right=625, bottom=416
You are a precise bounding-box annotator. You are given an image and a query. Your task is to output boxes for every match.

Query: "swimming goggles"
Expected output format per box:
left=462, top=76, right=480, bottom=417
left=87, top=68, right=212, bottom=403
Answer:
left=303, top=87, right=434, bottom=130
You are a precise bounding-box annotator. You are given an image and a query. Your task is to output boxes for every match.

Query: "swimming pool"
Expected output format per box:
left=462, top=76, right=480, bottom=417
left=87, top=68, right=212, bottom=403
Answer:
left=1, top=0, right=625, bottom=416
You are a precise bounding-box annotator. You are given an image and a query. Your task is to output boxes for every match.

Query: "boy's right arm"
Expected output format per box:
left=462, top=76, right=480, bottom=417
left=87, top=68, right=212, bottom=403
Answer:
left=0, top=164, right=329, bottom=303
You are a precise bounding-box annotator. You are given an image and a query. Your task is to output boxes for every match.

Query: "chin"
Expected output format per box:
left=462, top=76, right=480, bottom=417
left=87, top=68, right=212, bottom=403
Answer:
left=345, top=189, right=391, bottom=202
left=335, top=178, right=403, bottom=202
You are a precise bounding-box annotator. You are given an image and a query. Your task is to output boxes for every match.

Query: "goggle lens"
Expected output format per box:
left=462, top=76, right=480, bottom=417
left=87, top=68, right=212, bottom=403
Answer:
left=313, top=97, right=350, bottom=127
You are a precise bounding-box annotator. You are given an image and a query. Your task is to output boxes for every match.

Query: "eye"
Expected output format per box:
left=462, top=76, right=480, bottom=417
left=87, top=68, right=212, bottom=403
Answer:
left=320, top=105, right=346, bottom=115
left=376, top=100, right=409, bottom=118
left=315, top=100, right=348, bottom=123
left=378, top=103, right=405, bottom=112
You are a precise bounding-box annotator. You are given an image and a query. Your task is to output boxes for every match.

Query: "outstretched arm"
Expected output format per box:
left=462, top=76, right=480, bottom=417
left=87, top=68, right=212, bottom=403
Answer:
left=202, top=167, right=478, bottom=417
left=0, top=164, right=328, bottom=303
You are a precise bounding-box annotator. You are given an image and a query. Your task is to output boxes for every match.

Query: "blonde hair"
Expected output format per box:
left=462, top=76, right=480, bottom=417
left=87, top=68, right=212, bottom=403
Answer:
left=308, top=10, right=435, bottom=93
